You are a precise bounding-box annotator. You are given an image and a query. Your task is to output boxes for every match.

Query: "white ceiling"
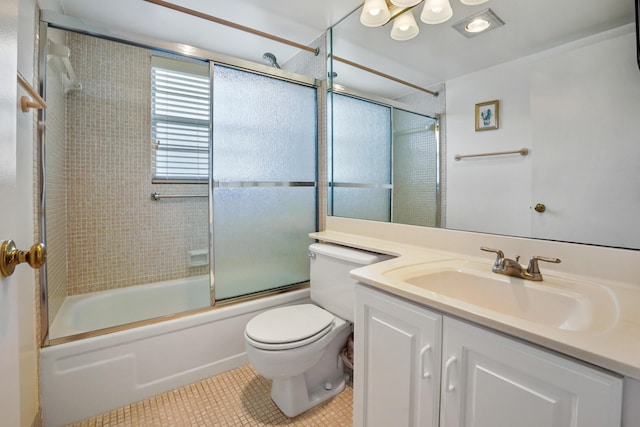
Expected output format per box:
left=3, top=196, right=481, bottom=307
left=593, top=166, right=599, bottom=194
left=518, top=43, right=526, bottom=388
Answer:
left=39, top=0, right=635, bottom=98
left=39, top=0, right=362, bottom=65
left=331, top=0, right=635, bottom=96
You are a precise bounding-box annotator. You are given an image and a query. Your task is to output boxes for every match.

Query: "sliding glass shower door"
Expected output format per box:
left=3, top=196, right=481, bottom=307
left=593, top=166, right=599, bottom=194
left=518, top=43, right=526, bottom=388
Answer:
left=211, top=65, right=317, bottom=300
left=330, top=93, right=392, bottom=221
left=329, top=92, right=440, bottom=226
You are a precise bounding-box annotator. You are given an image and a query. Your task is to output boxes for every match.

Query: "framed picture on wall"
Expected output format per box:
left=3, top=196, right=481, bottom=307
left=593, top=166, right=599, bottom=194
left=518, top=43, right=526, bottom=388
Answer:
left=475, top=100, right=499, bottom=131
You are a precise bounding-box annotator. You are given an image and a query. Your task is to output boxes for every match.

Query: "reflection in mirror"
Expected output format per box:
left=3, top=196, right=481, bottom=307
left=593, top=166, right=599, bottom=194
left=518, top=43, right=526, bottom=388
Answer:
left=329, top=1, right=640, bottom=250
left=329, top=90, right=440, bottom=227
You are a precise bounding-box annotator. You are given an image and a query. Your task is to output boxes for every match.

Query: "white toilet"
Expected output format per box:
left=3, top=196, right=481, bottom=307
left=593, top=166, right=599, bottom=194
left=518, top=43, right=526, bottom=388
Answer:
left=244, top=243, right=387, bottom=417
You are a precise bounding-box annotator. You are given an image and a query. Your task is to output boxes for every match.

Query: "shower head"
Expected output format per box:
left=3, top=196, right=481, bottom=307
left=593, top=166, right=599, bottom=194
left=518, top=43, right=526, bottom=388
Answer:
left=262, top=52, right=281, bottom=69
left=48, top=40, right=71, bottom=58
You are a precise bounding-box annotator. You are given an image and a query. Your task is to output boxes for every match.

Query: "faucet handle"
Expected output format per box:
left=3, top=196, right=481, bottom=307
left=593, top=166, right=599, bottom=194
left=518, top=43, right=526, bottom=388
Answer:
left=526, top=255, right=561, bottom=275
left=481, top=246, right=505, bottom=269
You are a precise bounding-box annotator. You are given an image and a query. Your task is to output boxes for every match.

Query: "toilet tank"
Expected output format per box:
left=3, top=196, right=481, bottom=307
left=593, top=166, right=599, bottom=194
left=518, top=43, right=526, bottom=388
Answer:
left=309, top=243, right=390, bottom=322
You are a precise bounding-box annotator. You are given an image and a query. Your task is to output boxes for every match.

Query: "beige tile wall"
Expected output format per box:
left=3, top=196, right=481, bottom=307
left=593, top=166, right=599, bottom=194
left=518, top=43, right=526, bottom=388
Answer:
left=44, top=28, right=70, bottom=320
left=399, top=84, right=447, bottom=227
left=63, top=33, right=208, bottom=296
left=391, top=112, right=439, bottom=227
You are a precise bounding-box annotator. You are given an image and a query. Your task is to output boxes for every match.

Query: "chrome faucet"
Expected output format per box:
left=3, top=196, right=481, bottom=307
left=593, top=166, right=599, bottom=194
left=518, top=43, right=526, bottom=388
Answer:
left=480, top=246, right=561, bottom=281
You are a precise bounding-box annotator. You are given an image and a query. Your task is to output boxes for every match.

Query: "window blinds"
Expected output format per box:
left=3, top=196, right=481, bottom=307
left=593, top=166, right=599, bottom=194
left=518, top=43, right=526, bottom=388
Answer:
left=151, top=56, right=210, bottom=182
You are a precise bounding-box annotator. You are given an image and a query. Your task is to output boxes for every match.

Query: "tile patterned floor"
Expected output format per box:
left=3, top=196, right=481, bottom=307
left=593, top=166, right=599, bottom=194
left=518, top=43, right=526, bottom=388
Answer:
left=68, top=365, right=353, bottom=426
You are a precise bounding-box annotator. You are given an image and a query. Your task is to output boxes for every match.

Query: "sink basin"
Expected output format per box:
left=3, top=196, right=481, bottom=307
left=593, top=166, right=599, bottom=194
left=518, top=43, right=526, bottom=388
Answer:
left=382, top=260, right=618, bottom=332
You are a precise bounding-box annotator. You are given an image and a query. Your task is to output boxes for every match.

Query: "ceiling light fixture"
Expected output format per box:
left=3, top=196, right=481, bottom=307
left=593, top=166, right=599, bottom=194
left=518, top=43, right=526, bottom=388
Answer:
left=360, top=0, right=392, bottom=27
left=420, top=0, right=453, bottom=24
left=452, top=8, right=504, bottom=38
left=360, top=0, right=499, bottom=41
left=390, top=0, right=423, bottom=6
left=391, top=10, right=420, bottom=40
left=465, top=18, right=490, bottom=32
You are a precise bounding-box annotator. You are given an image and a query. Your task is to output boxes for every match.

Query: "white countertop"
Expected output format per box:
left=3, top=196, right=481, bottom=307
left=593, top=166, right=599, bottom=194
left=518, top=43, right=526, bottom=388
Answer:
left=310, top=230, right=640, bottom=380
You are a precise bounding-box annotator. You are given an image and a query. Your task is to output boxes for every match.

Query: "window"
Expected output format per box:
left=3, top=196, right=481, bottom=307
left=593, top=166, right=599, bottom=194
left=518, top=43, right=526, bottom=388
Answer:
left=151, top=56, right=210, bottom=182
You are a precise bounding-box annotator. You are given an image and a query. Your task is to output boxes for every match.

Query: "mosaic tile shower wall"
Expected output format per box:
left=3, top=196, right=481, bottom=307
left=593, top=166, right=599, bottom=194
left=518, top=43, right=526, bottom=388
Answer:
left=399, top=84, right=447, bottom=227
left=63, top=33, right=208, bottom=296
left=392, top=111, right=439, bottom=227
left=44, top=29, right=70, bottom=320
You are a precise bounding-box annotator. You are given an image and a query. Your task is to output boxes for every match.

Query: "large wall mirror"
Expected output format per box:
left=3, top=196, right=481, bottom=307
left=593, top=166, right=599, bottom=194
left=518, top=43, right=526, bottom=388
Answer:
left=328, top=0, right=640, bottom=250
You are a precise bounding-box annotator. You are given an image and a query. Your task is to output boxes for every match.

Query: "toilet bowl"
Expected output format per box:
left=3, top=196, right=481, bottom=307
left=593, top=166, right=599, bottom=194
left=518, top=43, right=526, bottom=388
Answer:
left=245, top=304, right=351, bottom=417
left=244, top=243, right=389, bottom=417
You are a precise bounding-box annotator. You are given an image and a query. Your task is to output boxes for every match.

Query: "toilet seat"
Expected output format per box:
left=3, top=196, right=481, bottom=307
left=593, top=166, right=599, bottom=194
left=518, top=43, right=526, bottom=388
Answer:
left=245, top=304, right=336, bottom=350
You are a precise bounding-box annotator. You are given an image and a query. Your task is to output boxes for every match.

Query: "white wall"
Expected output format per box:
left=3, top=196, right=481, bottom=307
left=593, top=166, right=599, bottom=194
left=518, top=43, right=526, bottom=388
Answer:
left=446, top=45, right=534, bottom=237
left=445, top=25, right=640, bottom=248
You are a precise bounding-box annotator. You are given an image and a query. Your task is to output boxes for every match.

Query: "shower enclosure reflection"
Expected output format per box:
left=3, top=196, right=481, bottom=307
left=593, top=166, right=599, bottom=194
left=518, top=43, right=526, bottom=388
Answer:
left=42, top=27, right=320, bottom=341
left=329, top=90, right=441, bottom=227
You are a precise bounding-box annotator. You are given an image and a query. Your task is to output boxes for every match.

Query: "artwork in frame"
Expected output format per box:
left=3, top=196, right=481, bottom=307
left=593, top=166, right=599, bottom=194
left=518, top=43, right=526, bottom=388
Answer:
left=475, top=100, right=499, bottom=131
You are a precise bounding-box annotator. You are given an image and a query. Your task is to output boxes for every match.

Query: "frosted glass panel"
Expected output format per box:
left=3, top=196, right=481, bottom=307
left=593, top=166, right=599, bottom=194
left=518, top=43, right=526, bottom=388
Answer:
left=213, top=65, right=316, bottom=182
left=332, top=94, right=391, bottom=183
left=212, top=65, right=317, bottom=300
left=213, top=188, right=315, bottom=300
left=332, top=188, right=391, bottom=222
left=330, top=93, right=391, bottom=218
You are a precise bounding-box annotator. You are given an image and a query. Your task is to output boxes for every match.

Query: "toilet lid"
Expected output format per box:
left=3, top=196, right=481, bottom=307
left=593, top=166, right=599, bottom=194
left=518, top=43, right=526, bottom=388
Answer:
left=245, top=304, right=335, bottom=345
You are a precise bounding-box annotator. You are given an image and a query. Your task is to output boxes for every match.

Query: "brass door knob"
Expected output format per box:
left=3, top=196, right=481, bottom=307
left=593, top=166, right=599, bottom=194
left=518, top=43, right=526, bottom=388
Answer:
left=1, top=240, right=47, bottom=277
left=534, top=203, right=546, bottom=213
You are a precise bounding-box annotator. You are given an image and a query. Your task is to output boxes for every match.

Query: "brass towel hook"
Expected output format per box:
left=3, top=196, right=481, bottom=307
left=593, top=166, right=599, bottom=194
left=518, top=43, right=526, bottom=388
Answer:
left=0, top=240, right=47, bottom=277
left=17, top=73, right=47, bottom=112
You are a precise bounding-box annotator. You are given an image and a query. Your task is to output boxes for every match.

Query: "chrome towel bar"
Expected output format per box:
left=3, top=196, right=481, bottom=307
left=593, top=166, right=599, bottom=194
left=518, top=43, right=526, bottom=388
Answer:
left=454, top=148, right=529, bottom=161
left=151, top=192, right=207, bottom=201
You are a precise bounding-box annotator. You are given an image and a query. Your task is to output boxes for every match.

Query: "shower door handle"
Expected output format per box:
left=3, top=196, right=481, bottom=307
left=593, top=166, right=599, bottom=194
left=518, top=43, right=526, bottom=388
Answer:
left=1, top=240, right=47, bottom=277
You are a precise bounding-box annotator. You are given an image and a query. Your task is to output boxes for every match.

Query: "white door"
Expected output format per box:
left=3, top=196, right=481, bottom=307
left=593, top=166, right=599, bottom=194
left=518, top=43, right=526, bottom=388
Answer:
left=529, top=33, right=640, bottom=249
left=0, top=0, right=39, bottom=425
left=354, top=285, right=442, bottom=427
left=440, top=317, right=623, bottom=427
left=0, top=0, right=23, bottom=424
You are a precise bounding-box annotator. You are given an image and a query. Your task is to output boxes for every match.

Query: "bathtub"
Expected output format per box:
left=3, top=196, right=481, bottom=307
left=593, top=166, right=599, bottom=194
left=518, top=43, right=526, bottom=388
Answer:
left=40, top=281, right=311, bottom=427
left=49, top=275, right=212, bottom=339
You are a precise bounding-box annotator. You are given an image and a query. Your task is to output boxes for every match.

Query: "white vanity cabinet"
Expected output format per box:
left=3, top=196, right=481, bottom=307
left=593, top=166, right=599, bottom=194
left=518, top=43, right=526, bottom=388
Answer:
left=354, top=284, right=442, bottom=427
left=354, top=284, right=624, bottom=427
left=440, top=316, right=623, bottom=427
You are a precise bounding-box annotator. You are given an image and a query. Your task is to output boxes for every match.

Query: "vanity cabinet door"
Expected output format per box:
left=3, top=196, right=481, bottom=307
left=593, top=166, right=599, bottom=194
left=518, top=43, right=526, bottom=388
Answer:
left=354, top=284, right=442, bottom=427
left=440, top=317, right=623, bottom=427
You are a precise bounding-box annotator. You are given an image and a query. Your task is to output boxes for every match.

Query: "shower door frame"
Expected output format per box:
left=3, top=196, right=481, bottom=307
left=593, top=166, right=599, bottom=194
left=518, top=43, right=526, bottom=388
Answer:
left=38, top=11, right=323, bottom=346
